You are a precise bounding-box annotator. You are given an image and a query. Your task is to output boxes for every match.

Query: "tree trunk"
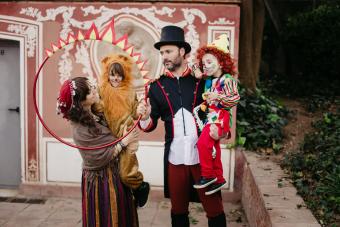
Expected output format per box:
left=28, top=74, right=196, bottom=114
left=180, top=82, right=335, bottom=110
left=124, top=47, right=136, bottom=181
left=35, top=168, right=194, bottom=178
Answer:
left=238, top=0, right=265, bottom=93
left=253, top=0, right=265, bottom=82
left=264, top=0, right=281, bottom=33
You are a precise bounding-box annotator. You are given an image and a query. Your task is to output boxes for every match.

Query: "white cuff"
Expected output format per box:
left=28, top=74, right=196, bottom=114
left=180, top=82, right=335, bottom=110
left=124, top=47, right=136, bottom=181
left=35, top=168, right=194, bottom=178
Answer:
left=139, top=116, right=152, bottom=130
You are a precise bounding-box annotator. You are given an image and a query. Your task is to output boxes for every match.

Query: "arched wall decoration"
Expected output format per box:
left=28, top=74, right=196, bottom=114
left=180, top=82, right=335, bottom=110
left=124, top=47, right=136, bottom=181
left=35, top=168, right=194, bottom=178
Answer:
left=89, top=14, right=162, bottom=89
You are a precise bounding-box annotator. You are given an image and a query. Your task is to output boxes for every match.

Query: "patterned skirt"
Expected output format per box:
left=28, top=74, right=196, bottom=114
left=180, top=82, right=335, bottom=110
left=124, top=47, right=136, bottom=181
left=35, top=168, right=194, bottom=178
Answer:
left=81, top=160, right=139, bottom=227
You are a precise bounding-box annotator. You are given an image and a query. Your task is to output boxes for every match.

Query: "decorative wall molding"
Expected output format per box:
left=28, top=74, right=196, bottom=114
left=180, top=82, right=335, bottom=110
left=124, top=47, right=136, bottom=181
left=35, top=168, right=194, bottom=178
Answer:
left=20, top=5, right=207, bottom=83
left=28, top=159, right=38, bottom=181
left=209, top=18, right=235, bottom=25
left=75, top=41, right=96, bottom=84
left=7, top=24, right=37, bottom=57
left=208, top=25, right=235, bottom=56
left=20, top=6, right=76, bottom=40
left=182, top=8, right=206, bottom=62
left=58, top=45, right=73, bottom=84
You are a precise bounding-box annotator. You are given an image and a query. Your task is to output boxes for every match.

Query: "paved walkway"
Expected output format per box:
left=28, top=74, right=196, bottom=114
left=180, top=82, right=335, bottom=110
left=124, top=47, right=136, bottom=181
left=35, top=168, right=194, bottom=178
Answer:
left=0, top=196, right=248, bottom=227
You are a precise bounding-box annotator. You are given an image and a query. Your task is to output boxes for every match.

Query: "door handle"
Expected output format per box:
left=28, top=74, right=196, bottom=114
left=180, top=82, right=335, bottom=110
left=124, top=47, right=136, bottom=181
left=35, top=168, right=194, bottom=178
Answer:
left=8, top=106, right=20, bottom=113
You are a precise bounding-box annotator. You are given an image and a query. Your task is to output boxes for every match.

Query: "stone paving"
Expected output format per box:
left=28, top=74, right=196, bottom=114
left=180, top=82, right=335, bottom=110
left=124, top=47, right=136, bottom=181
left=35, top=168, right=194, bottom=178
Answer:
left=0, top=196, right=248, bottom=227
left=242, top=151, right=321, bottom=227
left=0, top=150, right=322, bottom=227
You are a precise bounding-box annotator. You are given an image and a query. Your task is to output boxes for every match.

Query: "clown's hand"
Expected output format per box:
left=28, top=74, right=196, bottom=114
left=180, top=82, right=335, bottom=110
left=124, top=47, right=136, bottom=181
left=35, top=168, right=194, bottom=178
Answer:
left=191, top=63, right=203, bottom=79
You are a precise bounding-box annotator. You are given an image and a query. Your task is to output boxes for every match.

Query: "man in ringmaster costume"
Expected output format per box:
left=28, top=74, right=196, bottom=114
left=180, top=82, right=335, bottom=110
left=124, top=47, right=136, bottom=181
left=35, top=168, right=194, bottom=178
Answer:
left=138, top=25, right=227, bottom=227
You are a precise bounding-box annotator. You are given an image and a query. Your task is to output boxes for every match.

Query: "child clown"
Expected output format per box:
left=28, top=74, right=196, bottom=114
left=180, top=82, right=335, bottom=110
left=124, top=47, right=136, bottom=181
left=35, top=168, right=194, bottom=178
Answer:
left=192, top=34, right=240, bottom=195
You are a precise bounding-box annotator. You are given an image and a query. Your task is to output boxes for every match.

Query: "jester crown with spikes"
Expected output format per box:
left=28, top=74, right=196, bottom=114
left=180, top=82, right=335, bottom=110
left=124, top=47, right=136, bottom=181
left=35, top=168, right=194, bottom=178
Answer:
left=45, top=19, right=150, bottom=84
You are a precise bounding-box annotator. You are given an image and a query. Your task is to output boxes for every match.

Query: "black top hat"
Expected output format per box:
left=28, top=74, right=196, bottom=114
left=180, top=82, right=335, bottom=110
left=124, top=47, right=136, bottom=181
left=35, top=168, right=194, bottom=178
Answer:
left=154, top=26, right=191, bottom=54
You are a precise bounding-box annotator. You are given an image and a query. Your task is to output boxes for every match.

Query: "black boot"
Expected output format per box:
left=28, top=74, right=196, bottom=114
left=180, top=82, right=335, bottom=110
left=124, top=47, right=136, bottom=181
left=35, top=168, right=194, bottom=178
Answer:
left=171, top=212, right=189, bottom=227
left=133, top=181, right=150, bottom=208
left=208, top=213, right=227, bottom=227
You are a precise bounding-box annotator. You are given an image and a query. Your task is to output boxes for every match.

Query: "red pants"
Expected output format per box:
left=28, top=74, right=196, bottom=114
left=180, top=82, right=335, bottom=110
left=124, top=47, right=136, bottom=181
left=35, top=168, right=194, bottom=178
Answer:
left=197, top=124, right=225, bottom=183
left=168, top=163, right=224, bottom=218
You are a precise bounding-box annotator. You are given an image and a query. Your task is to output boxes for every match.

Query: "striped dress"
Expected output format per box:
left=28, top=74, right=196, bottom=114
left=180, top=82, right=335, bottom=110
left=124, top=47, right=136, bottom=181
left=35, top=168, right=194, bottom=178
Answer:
left=72, top=120, right=139, bottom=227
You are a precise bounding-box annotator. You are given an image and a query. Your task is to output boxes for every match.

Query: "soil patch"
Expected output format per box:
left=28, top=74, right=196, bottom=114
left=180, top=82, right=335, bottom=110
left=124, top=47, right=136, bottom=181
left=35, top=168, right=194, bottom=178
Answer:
left=270, top=98, right=322, bottom=163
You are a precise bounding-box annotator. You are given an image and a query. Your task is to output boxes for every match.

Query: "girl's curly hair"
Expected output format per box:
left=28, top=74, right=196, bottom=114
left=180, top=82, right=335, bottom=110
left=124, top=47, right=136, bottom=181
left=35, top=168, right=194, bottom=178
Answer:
left=196, top=46, right=237, bottom=76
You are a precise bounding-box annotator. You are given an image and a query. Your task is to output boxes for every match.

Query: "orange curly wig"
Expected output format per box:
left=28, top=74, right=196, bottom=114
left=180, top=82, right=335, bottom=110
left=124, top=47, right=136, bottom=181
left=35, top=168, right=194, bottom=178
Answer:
left=196, top=46, right=237, bottom=76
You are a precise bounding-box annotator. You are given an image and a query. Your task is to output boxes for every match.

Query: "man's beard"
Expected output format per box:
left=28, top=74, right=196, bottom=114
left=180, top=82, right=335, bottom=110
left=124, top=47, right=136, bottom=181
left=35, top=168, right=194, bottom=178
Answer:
left=163, top=56, right=182, bottom=72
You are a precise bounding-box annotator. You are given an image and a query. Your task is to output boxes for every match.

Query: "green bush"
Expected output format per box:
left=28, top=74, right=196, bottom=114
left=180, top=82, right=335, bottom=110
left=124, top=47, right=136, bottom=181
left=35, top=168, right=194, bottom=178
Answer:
left=302, top=95, right=336, bottom=113
left=282, top=4, right=340, bottom=97
left=236, top=86, right=288, bottom=153
left=282, top=111, right=340, bottom=226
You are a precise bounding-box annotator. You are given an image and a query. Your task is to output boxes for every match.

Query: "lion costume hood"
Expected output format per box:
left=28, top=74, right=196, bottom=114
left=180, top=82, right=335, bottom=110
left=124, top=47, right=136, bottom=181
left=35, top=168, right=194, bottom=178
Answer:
left=99, top=54, right=138, bottom=137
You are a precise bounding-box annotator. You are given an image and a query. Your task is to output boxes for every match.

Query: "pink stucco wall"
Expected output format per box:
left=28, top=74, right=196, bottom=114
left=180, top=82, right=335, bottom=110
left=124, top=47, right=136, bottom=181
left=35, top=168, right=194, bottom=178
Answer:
left=0, top=1, right=240, bottom=183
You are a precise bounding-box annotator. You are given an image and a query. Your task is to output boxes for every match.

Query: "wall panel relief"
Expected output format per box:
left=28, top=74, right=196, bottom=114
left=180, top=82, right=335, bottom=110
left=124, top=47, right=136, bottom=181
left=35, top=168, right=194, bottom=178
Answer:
left=18, top=5, right=209, bottom=85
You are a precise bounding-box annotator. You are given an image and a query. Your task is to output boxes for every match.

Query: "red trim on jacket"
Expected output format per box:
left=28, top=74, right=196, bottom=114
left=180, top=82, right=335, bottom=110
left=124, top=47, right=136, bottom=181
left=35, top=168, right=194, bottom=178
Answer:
left=156, top=80, right=175, bottom=138
left=192, top=79, right=202, bottom=136
left=192, top=79, right=202, bottom=112
left=164, top=65, right=192, bottom=78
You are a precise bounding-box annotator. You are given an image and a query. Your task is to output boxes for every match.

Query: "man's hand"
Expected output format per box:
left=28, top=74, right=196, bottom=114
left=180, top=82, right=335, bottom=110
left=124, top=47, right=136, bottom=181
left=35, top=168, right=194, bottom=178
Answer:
left=203, top=92, right=219, bottom=103
left=209, top=124, right=220, bottom=140
left=137, top=97, right=151, bottom=120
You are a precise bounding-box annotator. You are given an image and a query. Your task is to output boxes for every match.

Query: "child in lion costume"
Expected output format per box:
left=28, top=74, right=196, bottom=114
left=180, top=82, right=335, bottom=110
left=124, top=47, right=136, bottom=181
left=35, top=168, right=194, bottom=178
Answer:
left=99, top=53, right=149, bottom=208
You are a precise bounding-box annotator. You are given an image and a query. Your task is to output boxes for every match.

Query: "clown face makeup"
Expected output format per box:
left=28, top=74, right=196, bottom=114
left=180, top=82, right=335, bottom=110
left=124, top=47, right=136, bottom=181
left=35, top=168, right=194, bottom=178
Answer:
left=202, top=53, right=222, bottom=78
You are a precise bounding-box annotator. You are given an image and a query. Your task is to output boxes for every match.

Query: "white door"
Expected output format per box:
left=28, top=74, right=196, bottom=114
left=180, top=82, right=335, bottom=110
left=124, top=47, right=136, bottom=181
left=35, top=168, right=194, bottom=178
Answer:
left=0, top=39, right=21, bottom=188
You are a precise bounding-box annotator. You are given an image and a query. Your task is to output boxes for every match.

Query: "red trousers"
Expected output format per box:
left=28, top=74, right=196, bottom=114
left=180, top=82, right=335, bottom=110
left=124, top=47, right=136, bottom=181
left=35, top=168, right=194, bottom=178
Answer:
left=197, top=124, right=225, bottom=183
left=168, top=163, right=224, bottom=218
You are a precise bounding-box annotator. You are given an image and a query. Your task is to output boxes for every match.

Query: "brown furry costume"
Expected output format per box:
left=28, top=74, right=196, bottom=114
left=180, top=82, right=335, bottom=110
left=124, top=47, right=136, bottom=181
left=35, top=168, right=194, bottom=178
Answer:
left=99, top=54, right=143, bottom=189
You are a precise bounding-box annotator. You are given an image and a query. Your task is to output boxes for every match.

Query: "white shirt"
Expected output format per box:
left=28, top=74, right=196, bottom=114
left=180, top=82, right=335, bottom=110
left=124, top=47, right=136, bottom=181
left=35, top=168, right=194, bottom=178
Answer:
left=168, top=108, right=199, bottom=165
left=139, top=105, right=199, bottom=165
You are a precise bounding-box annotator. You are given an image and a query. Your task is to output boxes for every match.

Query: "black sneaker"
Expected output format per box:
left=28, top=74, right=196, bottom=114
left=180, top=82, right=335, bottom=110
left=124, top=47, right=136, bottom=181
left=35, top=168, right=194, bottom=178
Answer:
left=193, top=177, right=217, bottom=189
left=134, top=181, right=150, bottom=208
left=205, top=181, right=227, bottom=195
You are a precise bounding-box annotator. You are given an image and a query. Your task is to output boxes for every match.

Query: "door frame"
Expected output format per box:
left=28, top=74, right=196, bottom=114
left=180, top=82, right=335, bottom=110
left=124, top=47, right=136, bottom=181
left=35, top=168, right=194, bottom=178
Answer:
left=0, top=15, right=44, bottom=184
left=0, top=35, right=25, bottom=186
